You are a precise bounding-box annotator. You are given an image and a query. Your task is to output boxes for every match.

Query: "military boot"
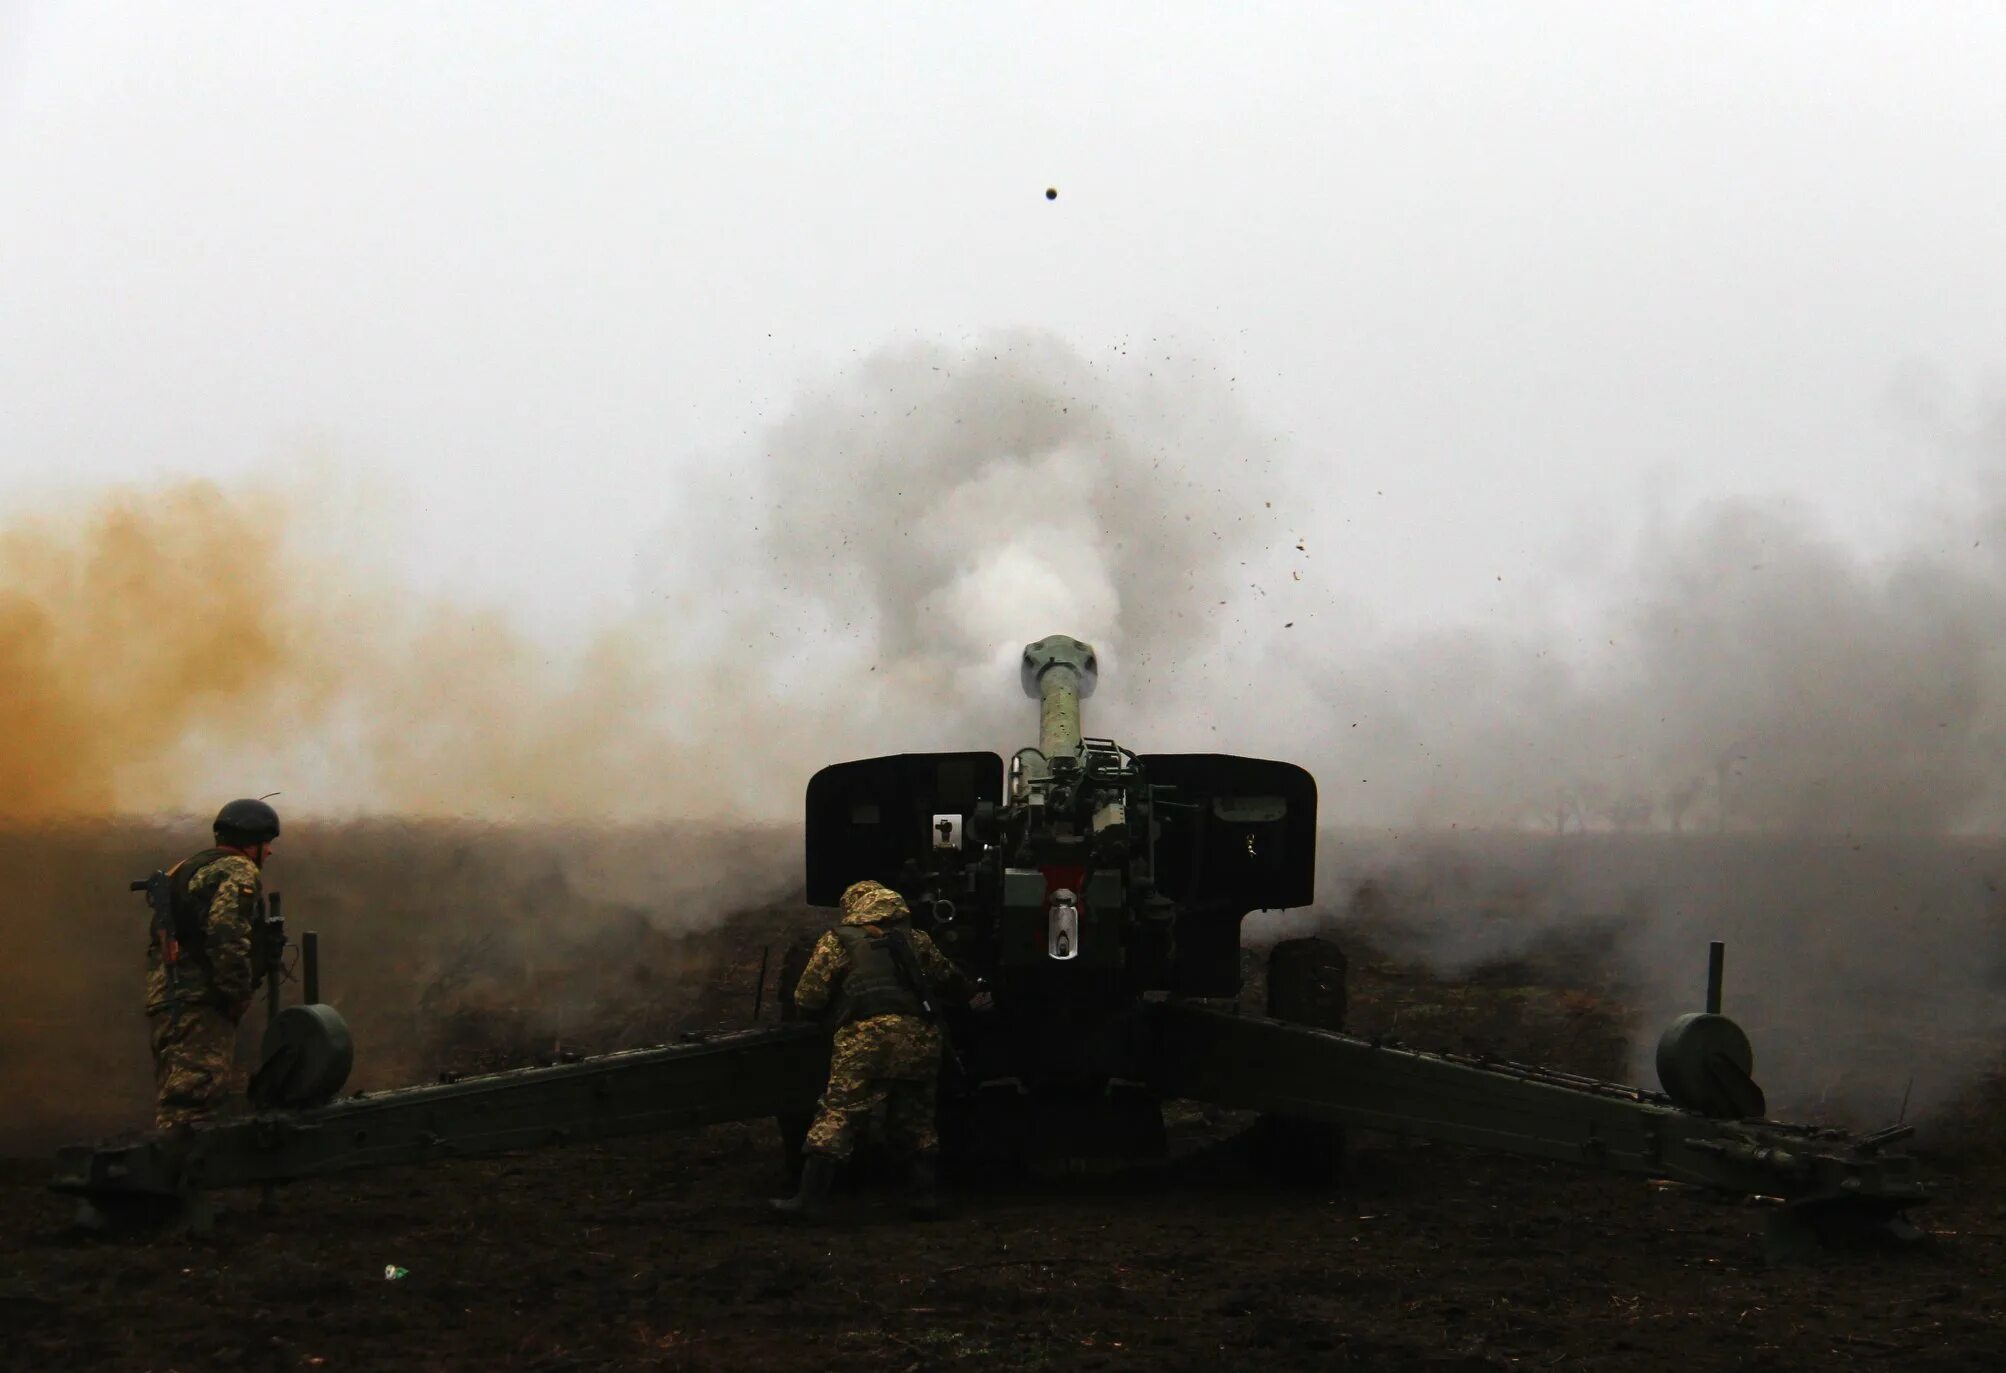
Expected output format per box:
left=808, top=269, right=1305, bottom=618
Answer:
left=768, top=1153, right=836, bottom=1222
left=906, top=1150, right=942, bottom=1221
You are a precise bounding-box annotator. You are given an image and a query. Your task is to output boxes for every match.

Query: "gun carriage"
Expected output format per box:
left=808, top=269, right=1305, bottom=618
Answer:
left=56, top=635, right=1927, bottom=1251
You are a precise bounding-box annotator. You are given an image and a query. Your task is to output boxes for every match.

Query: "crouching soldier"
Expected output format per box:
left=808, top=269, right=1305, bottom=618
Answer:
left=770, top=879, right=970, bottom=1222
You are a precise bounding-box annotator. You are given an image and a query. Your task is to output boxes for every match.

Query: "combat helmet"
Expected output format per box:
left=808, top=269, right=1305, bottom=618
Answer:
left=839, top=879, right=909, bottom=926
left=213, top=798, right=282, bottom=844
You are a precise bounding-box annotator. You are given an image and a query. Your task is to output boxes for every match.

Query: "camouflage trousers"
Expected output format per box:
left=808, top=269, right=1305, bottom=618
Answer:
left=148, top=1003, right=239, bottom=1130
left=804, top=1014, right=942, bottom=1162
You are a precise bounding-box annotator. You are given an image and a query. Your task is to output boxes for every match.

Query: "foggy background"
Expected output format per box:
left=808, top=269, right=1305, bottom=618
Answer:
left=8, top=4, right=2005, bottom=667
left=4, top=5, right=2006, bottom=1142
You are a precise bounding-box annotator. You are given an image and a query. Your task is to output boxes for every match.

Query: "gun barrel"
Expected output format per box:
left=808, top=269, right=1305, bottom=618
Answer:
left=1020, top=635, right=1099, bottom=763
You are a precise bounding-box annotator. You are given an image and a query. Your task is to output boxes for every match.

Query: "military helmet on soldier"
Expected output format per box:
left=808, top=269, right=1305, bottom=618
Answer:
left=213, top=798, right=281, bottom=845
left=840, top=879, right=908, bottom=925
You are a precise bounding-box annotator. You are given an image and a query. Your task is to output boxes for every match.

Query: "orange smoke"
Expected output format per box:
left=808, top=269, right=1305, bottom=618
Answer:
left=0, top=478, right=825, bottom=822
left=0, top=483, right=303, bottom=819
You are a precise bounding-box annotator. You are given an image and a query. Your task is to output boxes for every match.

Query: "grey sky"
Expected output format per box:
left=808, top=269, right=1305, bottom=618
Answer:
left=5, top=2, right=2005, bottom=644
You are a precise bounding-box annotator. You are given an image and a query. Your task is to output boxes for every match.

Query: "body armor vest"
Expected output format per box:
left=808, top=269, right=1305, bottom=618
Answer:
left=832, top=924, right=924, bottom=1023
left=167, top=847, right=236, bottom=960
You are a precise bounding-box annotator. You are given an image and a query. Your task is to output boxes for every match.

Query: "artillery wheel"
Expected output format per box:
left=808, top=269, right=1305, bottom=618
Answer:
left=1266, top=936, right=1348, bottom=1030
left=1254, top=936, right=1348, bottom=1185
left=773, top=934, right=821, bottom=1178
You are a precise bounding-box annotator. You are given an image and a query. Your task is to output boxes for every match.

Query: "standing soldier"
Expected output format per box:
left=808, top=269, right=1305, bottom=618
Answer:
left=145, top=798, right=280, bottom=1132
left=770, top=879, right=970, bottom=1222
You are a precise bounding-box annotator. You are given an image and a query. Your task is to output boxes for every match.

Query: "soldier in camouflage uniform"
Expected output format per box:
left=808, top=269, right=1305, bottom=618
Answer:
left=145, top=799, right=280, bottom=1131
left=770, top=879, right=970, bottom=1221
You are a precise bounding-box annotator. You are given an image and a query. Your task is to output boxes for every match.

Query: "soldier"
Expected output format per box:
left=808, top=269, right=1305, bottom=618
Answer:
left=145, top=798, right=281, bottom=1132
left=770, top=878, right=970, bottom=1221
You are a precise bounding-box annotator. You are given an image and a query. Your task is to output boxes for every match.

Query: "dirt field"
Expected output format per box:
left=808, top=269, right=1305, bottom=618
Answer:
left=6, top=905, right=2005, bottom=1373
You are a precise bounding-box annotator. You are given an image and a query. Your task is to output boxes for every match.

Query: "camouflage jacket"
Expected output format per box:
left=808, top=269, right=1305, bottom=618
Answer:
left=793, top=880, right=968, bottom=1020
left=145, top=851, right=261, bottom=1014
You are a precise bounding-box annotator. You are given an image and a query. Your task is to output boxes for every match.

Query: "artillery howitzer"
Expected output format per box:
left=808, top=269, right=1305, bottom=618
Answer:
left=56, top=635, right=1926, bottom=1252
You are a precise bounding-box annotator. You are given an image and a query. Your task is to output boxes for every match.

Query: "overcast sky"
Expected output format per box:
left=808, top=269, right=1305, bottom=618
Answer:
left=5, top=3, right=2006, bottom=645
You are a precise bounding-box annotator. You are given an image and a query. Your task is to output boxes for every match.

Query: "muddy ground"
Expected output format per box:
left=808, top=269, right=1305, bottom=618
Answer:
left=5, top=906, right=2005, bottom=1372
